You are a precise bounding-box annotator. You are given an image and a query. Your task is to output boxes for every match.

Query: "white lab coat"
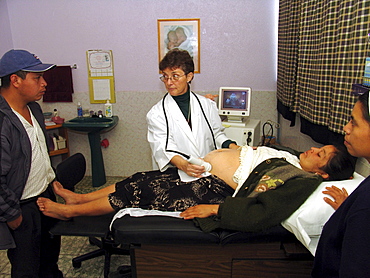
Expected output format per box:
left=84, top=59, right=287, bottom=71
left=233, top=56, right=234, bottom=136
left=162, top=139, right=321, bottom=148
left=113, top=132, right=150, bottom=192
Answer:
left=147, top=91, right=230, bottom=182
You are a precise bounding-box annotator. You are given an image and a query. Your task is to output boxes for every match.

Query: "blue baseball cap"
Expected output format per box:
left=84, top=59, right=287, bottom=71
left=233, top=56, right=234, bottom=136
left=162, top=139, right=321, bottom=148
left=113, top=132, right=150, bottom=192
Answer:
left=0, top=49, right=55, bottom=77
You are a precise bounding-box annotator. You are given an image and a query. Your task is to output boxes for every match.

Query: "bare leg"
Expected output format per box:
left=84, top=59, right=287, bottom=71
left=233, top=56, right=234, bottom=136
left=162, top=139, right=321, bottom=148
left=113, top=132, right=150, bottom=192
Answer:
left=37, top=196, right=114, bottom=220
left=53, top=181, right=116, bottom=205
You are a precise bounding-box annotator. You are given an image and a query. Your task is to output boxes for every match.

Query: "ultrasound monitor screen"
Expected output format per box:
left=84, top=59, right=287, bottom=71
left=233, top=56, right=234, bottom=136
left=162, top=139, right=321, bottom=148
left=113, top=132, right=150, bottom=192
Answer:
left=221, top=90, right=248, bottom=110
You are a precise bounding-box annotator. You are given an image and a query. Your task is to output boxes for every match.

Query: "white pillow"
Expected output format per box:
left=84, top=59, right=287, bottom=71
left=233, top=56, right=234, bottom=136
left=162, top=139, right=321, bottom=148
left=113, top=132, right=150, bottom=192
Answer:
left=281, top=172, right=365, bottom=255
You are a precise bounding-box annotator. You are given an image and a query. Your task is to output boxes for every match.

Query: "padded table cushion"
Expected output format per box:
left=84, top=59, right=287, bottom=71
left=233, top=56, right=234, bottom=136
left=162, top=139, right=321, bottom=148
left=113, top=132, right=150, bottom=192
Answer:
left=111, top=215, right=295, bottom=245
left=219, top=225, right=295, bottom=245
left=112, top=215, right=220, bottom=245
left=50, top=212, right=116, bottom=238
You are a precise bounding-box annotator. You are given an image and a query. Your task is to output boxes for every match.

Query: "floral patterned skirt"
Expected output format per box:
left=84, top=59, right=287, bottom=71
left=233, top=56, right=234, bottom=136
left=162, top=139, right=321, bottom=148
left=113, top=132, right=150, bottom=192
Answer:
left=108, top=168, right=234, bottom=212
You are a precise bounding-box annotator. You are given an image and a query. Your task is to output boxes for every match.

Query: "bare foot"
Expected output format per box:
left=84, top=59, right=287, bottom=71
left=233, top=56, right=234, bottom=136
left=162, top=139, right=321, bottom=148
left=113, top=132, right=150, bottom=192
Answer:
left=37, top=197, right=71, bottom=220
left=53, top=181, right=82, bottom=205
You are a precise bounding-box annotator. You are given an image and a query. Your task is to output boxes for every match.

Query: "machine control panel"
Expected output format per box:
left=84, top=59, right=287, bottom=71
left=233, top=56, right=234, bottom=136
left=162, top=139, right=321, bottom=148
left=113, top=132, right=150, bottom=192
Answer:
left=222, top=119, right=261, bottom=146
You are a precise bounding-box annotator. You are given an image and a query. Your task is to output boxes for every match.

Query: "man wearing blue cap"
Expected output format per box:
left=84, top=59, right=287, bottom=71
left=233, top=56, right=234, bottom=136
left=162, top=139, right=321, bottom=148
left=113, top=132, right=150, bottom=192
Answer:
left=0, top=50, right=63, bottom=277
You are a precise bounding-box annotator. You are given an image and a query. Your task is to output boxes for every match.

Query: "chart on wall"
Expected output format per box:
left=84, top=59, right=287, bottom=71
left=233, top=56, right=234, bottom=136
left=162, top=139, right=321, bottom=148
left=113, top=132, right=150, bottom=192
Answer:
left=86, top=50, right=116, bottom=103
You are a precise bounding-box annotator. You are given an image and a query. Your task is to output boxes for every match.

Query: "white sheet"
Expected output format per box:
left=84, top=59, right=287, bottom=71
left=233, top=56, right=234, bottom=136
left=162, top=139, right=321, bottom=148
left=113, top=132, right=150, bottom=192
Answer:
left=109, top=208, right=182, bottom=230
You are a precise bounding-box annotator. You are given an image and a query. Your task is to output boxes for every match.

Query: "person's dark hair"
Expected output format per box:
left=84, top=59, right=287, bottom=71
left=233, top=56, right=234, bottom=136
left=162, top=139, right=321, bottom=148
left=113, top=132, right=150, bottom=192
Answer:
left=0, top=70, right=27, bottom=89
left=357, top=91, right=370, bottom=124
left=320, top=143, right=357, bottom=181
left=159, top=48, right=194, bottom=75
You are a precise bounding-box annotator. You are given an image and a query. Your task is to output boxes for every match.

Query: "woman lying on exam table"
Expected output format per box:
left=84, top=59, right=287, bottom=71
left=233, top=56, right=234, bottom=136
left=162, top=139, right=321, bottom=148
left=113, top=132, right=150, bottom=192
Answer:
left=36, top=144, right=354, bottom=234
left=312, top=90, right=370, bottom=277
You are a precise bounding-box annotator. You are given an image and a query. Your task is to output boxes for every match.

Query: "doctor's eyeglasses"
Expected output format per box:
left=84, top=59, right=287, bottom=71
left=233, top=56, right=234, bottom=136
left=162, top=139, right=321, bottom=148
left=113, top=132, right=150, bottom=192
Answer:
left=159, top=74, right=186, bottom=82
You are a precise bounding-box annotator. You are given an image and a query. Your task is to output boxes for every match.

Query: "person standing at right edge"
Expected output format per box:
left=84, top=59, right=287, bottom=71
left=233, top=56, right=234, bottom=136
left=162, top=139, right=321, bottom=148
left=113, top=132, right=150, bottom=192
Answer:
left=147, top=48, right=239, bottom=182
left=312, top=90, right=370, bottom=277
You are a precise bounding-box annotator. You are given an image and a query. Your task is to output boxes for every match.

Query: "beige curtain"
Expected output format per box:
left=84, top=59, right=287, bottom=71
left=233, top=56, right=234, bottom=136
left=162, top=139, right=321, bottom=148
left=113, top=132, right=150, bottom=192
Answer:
left=277, top=0, right=370, bottom=134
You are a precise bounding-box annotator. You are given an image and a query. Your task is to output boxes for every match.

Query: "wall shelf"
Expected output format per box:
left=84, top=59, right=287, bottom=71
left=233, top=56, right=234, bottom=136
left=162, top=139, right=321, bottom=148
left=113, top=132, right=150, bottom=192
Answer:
left=46, top=124, right=70, bottom=160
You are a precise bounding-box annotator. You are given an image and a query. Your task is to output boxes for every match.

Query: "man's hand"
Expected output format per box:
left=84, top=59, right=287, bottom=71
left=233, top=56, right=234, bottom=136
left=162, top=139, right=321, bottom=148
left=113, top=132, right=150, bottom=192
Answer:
left=180, top=204, right=219, bottom=219
left=7, top=214, right=23, bottom=230
left=323, top=185, right=348, bottom=210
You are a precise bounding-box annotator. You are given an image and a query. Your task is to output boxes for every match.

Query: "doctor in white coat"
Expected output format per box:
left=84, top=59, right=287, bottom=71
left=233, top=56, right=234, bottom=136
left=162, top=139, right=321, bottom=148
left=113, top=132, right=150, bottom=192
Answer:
left=147, top=49, right=238, bottom=182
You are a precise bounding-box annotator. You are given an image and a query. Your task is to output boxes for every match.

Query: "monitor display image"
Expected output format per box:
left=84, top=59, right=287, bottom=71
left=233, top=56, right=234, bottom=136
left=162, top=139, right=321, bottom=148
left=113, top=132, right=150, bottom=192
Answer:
left=218, top=87, right=251, bottom=123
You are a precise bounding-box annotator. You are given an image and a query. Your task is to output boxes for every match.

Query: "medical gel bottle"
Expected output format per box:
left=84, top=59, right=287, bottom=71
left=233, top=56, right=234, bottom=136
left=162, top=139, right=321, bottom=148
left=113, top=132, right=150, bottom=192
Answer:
left=77, top=102, right=83, bottom=117
left=105, top=99, right=113, bottom=117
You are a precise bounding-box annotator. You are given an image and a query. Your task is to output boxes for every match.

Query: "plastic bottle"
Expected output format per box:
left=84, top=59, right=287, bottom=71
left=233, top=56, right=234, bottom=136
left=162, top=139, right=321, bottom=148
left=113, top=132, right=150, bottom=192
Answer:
left=77, top=102, right=83, bottom=117
left=105, top=99, right=113, bottom=117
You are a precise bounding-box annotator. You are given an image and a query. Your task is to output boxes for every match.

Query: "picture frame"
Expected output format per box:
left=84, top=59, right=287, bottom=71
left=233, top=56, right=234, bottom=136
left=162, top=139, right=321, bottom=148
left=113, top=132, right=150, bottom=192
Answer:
left=157, top=18, right=200, bottom=73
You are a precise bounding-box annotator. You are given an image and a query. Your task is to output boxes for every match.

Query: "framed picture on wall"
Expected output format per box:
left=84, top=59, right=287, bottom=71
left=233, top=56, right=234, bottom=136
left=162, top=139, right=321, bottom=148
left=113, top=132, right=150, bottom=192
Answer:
left=157, top=18, right=200, bottom=73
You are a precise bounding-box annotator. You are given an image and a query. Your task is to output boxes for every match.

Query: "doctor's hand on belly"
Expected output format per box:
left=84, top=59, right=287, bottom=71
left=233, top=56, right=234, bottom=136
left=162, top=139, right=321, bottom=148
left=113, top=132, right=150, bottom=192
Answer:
left=171, top=155, right=207, bottom=178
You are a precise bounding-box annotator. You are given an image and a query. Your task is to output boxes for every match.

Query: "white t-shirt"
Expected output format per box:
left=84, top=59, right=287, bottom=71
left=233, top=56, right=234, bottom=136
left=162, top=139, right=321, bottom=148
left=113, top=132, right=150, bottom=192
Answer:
left=13, top=107, right=55, bottom=200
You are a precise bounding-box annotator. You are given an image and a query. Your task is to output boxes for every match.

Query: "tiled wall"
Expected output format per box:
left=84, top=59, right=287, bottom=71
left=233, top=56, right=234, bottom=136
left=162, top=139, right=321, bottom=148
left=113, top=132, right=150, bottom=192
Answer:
left=41, top=90, right=277, bottom=177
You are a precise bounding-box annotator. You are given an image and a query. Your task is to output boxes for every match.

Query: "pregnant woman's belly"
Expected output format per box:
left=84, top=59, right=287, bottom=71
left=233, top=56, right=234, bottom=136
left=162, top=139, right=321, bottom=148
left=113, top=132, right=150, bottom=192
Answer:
left=203, top=149, right=241, bottom=189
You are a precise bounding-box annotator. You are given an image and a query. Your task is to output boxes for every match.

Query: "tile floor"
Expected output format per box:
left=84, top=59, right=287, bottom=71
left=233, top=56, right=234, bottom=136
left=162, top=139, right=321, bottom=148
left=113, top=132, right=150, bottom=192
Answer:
left=0, top=236, right=131, bottom=278
left=0, top=176, right=131, bottom=278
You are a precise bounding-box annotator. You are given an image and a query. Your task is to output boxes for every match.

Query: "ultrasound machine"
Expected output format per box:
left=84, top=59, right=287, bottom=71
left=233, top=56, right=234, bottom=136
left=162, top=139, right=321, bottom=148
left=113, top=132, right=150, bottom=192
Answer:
left=218, top=87, right=260, bottom=146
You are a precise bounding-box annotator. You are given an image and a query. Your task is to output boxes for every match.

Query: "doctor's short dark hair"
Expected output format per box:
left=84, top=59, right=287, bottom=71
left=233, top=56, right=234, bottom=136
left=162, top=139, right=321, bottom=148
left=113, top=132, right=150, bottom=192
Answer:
left=159, top=48, right=194, bottom=75
left=320, top=143, right=356, bottom=181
